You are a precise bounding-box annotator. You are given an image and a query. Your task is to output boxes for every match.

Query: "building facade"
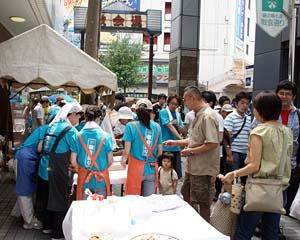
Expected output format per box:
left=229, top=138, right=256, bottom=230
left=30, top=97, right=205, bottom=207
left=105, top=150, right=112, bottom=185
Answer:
left=198, top=0, right=256, bottom=99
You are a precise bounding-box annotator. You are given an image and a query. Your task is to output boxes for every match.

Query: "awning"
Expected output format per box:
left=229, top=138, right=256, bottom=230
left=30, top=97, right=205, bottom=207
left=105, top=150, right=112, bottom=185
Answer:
left=0, top=24, right=117, bottom=94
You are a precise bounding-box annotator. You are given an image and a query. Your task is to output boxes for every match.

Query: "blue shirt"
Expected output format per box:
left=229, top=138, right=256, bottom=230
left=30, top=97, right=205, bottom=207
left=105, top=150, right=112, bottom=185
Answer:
left=71, top=127, right=113, bottom=189
left=123, top=120, right=162, bottom=175
left=159, top=108, right=183, bottom=152
left=38, top=121, right=78, bottom=180
left=21, top=125, right=48, bottom=148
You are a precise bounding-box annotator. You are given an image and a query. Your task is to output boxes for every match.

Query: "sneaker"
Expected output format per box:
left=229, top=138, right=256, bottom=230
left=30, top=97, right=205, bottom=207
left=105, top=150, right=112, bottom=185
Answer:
left=23, top=217, right=43, bottom=230
left=42, top=229, right=53, bottom=234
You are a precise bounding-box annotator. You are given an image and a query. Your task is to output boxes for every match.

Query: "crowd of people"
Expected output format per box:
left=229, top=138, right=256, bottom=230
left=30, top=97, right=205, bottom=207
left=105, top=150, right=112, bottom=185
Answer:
left=14, top=80, right=300, bottom=240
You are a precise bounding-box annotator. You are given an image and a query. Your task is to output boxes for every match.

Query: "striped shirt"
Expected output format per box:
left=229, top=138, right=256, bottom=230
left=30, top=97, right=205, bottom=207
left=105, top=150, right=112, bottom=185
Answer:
left=224, top=110, right=251, bottom=154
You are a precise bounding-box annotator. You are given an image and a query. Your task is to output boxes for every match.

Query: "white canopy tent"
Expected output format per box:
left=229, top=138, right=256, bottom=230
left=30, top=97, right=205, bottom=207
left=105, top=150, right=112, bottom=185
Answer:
left=0, top=24, right=117, bottom=93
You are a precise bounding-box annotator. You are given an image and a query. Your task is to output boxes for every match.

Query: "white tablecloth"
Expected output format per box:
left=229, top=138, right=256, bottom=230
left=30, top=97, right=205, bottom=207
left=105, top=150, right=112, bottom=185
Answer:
left=63, top=195, right=230, bottom=240
left=109, top=156, right=127, bottom=185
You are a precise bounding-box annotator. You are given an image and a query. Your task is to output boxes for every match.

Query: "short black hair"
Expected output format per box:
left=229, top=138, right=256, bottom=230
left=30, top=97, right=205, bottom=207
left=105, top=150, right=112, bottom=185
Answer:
left=157, top=93, right=167, bottom=100
left=235, top=92, right=251, bottom=104
left=218, top=96, right=231, bottom=106
left=253, top=91, right=282, bottom=121
left=115, top=93, right=125, bottom=102
left=114, top=102, right=129, bottom=111
left=85, top=105, right=102, bottom=121
left=276, top=80, right=297, bottom=96
left=202, top=91, right=217, bottom=108
left=158, top=152, right=175, bottom=167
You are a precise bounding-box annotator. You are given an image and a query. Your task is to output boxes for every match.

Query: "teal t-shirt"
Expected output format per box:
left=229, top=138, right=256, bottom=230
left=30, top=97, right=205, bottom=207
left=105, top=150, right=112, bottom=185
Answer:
left=76, top=120, right=86, bottom=131
left=159, top=108, right=183, bottom=152
left=38, top=121, right=78, bottom=181
left=71, top=128, right=113, bottom=189
left=123, top=120, right=162, bottom=175
left=22, top=125, right=48, bottom=148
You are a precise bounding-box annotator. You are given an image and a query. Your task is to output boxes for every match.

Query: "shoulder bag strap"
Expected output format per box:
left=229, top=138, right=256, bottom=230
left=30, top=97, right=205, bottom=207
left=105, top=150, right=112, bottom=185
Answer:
left=50, top=125, right=72, bottom=153
left=232, top=116, right=247, bottom=139
left=277, top=128, right=289, bottom=179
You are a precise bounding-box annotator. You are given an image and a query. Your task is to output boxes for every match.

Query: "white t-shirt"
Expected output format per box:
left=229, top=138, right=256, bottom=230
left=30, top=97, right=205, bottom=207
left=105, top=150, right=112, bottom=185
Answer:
left=31, top=103, right=44, bottom=131
left=216, top=112, right=224, bottom=157
left=184, top=110, right=195, bottom=138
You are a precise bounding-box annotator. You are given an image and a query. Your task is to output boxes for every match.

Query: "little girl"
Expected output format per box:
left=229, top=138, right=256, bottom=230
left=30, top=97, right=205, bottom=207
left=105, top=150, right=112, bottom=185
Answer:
left=158, top=153, right=178, bottom=195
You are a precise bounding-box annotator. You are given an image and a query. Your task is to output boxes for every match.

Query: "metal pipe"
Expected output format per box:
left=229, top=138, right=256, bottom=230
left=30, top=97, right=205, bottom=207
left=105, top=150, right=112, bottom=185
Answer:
left=148, top=35, right=154, bottom=101
left=288, top=0, right=297, bottom=83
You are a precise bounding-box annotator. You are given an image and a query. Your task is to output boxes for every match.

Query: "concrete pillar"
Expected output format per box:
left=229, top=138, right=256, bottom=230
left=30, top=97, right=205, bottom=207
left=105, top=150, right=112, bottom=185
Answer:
left=169, top=0, right=201, bottom=96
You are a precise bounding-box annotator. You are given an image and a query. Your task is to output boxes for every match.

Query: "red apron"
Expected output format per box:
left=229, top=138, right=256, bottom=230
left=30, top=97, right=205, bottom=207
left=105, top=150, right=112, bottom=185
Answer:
left=76, top=132, right=111, bottom=200
left=125, top=122, right=160, bottom=195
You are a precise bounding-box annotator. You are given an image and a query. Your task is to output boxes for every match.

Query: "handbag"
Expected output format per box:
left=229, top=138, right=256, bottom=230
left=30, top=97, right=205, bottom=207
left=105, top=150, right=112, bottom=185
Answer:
left=211, top=186, right=238, bottom=238
left=230, top=178, right=243, bottom=214
left=243, top=128, right=289, bottom=214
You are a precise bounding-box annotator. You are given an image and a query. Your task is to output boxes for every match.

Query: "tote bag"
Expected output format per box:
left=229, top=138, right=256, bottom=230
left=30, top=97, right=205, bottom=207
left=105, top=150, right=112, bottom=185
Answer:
left=243, top=128, right=289, bottom=214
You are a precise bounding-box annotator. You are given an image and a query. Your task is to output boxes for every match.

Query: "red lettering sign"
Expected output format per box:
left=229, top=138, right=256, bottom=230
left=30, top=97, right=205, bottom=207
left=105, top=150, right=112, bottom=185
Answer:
left=131, top=15, right=142, bottom=28
left=101, top=14, right=106, bottom=26
left=113, top=15, right=124, bottom=27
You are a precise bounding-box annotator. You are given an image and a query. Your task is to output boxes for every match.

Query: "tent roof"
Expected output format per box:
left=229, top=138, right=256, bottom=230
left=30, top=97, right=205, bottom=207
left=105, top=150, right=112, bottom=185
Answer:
left=0, top=24, right=117, bottom=93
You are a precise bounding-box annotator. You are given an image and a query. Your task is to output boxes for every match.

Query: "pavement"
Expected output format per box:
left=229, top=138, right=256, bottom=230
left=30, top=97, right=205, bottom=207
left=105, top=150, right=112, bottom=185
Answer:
left=1, top=157, right=300, bottom=240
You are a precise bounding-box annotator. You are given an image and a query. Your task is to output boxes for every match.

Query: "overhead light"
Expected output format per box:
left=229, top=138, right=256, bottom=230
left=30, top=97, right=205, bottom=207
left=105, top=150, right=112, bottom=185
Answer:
left=10, top=16, right=26, bottom=23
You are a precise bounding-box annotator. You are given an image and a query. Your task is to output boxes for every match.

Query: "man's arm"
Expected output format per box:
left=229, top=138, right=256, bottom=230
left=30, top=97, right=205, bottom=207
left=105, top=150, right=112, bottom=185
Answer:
left=181, top=142, right=218, bottom=156
left=164, top=138, right=188, bottom=148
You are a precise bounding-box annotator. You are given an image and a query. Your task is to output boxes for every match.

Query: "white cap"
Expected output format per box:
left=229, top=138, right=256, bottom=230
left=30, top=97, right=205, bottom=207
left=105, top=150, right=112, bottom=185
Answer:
left=221, top=104, right=233, bottom=113
left=68, top=103, right=83, bottom=114
left=136, top=98, right=153, bottom=110
left=118, top=106, right=134, bottom=120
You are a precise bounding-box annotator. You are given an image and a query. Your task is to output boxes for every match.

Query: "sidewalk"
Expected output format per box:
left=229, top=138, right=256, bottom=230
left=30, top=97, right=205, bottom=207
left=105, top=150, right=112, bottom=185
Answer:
left=0, top=178, right=49, bottom=240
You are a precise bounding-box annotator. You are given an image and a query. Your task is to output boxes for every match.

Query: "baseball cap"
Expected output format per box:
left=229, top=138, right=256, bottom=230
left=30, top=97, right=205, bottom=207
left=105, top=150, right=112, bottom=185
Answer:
left=56, top=96, right=64, bottom=102
left=221, top=104, right=233, bottom=113
left=118, top=106, right=134, bottom=120
left=136, top=99, right=153, bottom=110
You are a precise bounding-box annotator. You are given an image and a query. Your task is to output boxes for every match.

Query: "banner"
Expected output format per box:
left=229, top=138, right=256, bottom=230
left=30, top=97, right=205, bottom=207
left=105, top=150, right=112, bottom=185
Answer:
left=235, top=0, right=246, bottom=50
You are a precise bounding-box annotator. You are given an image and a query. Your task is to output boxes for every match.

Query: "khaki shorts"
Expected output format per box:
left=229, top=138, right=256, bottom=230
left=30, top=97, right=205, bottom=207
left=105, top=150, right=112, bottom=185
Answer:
left=181, top=173, right=216, bottom=207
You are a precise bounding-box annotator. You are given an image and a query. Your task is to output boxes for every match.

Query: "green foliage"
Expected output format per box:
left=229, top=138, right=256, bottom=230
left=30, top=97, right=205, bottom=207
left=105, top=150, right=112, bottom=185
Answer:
left=103, top=36, right=144, bottom=93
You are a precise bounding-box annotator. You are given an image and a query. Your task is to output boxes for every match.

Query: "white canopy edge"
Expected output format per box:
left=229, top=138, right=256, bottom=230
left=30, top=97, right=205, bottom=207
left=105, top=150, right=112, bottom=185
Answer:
left=0, top=24, right=117, bottom=94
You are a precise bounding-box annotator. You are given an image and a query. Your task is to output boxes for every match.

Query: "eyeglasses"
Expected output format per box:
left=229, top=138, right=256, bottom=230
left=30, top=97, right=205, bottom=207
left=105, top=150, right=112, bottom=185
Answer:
left=169, top=102, right=178, bottom=106
left=278, top=92, right=293, bottom=97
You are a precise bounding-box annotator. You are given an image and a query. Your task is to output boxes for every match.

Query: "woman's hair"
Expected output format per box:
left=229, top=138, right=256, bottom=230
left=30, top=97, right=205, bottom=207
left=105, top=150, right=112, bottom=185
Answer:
left=85, top=105, right=102, bottom=121
left=136, top=107, right=151, bottom=129
left=158, top=152, right=174, bottom=167
left=253, top=91, right=282, bottom=121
